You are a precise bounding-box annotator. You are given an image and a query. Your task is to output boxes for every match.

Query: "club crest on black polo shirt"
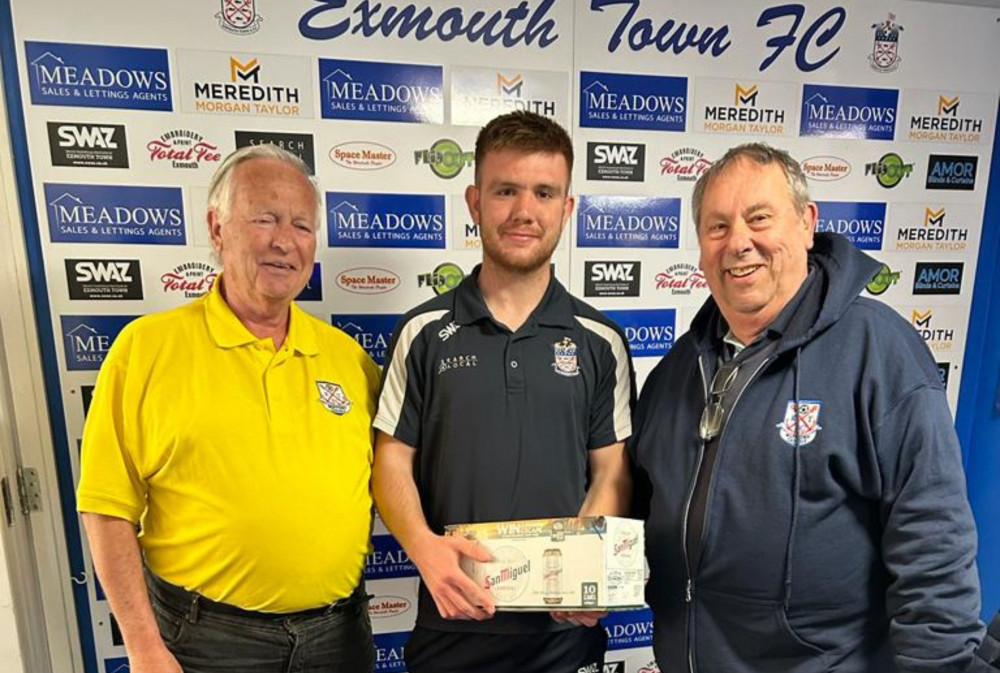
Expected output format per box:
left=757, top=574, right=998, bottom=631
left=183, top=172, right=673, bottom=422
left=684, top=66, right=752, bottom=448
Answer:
left=552, top=337, right=580, bottom=377
left=316, top=380, right=352, bottom=415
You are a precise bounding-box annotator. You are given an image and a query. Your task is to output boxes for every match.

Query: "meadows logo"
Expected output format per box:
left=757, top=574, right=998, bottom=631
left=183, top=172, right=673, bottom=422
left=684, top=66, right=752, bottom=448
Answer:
left=330, top=141, right=396, bottom=171
left=414, top=139, right=474, bottom=179
left=161, top=262, right=218, bottom=299
left=235, top=131, right=315, bottom=174
left=910, top=94, right=984, bottom=143
left=895, top=207, right=970, bottom=252
left=45, top=184, right=185, bottom=245
left=26, top=42, right=171, bottom=111
left=815, top=201, right=886, bottom=250
left=800, top=84, right=898, bottom=140
left=418, top=262, right=464, bottom=295
left=865, top=264, right=900, bottom=296
left=335, top=267, right=400, bottom=295
left=327, top=192, right=445, bottom=248
left=587, top=142, right=645, bottom=182
left=577, top=196, right=680, bottom=249
left=913, top=262, right=963, bottom=295
left=451, top=67, right=567, bottom=127
left=298, top=0, right=560, bottom=49
left=296, top=263, right=323, bottom=301
left=869, top=13, right=903, bottom=73
left=47, top=122, right=128, bottom=169
left=61, top=315, right=137, bottom=370
left=580, top=71, right=687, bottom=132
left=364, top=534, right=418, bottom=580
left=372, top=631, right=408, bottom=673
left=147, top=130, right=221, bottom=169
left=602, top=309, right=675, bottom=358
left=319, top=58, right=443, bottom=124
left=702, top=83, right=787, bottom=135
left=926, top=155, right=977, bottom=191
left=800, top=156, right=851, bottom=182
left=585, top=261, right=641, bottom=298
left=603, top=608, right=654, bottom=650
left=65, top=259, right=143, bottom=300
left=864, top=153, right=913, bottom=188
left=179, top=50, right=311, bottom=118
left=333, top=314, right=400, bottom=365
left=660, top=148, right=711, bottom=182
left=216, top=0, right=263, bottom=35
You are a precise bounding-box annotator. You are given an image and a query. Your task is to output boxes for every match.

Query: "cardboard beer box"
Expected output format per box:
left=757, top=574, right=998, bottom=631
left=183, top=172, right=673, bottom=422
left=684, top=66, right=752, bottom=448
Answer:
left=444, top=515, right=645, bottom=611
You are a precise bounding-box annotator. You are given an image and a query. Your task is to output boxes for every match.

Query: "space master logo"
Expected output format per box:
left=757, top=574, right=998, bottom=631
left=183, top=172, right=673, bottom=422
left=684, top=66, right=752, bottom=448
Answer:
left=332, top=314, right=400, bottom=365
left=25, top=41, right=172, bottom=111
left=319, top=58, right=443, bottom=124
left=579, top=71, right=687, bottom=132
left=577, top=196, right=680, bottom=249
left=800, top=84, right=898, bottom=140
left=815, top=201, right=886, bottom=250
left=45, top=184, right=185, bottom=245
left=61, top=315, right=137, bottom=371
left=602, top=309, right=674, bottom=358
left=364, top=534, right=418, bottom=580
left=327, top=192, right=445, bottom=248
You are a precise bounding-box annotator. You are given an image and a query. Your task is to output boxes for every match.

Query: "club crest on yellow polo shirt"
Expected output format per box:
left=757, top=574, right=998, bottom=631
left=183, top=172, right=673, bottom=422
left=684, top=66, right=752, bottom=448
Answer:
left=316, top=380, right=352, bottom=415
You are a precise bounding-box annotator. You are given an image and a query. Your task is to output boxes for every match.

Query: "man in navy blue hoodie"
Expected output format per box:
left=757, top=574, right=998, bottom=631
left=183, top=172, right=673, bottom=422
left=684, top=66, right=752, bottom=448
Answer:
left=630, top=143, right=991, bottom=672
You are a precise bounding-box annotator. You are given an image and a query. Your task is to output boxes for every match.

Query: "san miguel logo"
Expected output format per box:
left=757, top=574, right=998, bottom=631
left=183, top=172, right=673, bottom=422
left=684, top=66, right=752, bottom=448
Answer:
left=161, top=262, right=218, bottom=298
left=147, top=130, right=222, bottom=169
left=216, top=0, right=263, bottom=35
left=660, top=148, right=711, bottom=182
left=869, top=13, right=903, bottom=73
left=655, top=264, right=708, bottom=295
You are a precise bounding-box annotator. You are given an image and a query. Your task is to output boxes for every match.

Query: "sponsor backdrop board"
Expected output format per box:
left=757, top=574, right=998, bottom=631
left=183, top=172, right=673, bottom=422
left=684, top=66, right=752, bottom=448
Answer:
left=1, top=1, right=998, bottom=672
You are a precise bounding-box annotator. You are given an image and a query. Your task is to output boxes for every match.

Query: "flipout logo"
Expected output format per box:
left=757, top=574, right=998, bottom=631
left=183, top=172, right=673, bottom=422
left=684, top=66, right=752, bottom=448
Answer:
left=364, top=534, right=418, bottom=580
left=61, top=315, right=137, bottom=371
left=372, top=631, right=408, bottom=673
left=815, top=201, right=886, bottom=250
left=26, top=41, right=172, bottom=111
left=45, top=183, right=185, bottom=245
left=319, top=58, right=443, bottom=123
left=602, top=607, right=654, bottom=650
left=332, top=314, right=400, bottom=365
left=580, top=71, right=687, bottom=132
left=602, top=309, right=675, bottom=358
left=577, top=196, right=680, bottom=249
left=327, top=192, right=445, bottom=248
left=800, top=84, right=898, bottom=140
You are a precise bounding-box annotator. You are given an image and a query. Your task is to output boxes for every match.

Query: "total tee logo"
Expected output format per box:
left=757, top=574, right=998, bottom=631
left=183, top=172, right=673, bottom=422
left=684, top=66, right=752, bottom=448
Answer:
left=147, top=130, right=222, bottom=169
left=66, top=259, right=143, bottom=300
left=327, top=192, right=445, bottom=248
left=894, top=206, right=970, bottom=252
left=333, top=314, right=400, bottom=365
left=869, top=13, right=904, bottom=73
left=417, top=262, right=465, bottom=295
left=864, top=153, right=913, bottom=188
left=909, top=94, right=985, bottom=144
left=602, top=607, right=654, bottom=650
left=179, top=50, right=312, bottom=118
left=160, top=262, right=218, bottom=299
left=45, top=184, right=185, bottom=245
left=47, top=122, right=128, bottom=168
left=700, top=82, right=790, bottom=135
left=414, top=139, right=474, bottom=179
left=216, top=0, right=263, bottom=35
left=235, top=131, right=315, bottom=174
left=926, top=155, right=978, bottom=191
left=913, top=262, right=963, bottom=295
left=61, top=315, right=137, bottom=370
left=580, top=71, right=687, bottom=132
left=319, top=58, right=443, bottom=124
left=815, top=201, right=886, bottom=250
left=450, top=67, right=568, bottom=128
left=602, top=309, right=675, bottom=358
left=25, top=42, right=172, bottom=111
left=660, top=148, right=711, bottom=182
left=577, top=196, right=680, bottom=249
left=364, top=534, right=418, bottom=580
left=800, top=84, right=898, bottom=141
left=910, top=308, right=955, bottom=351
left=655, top=263, right=708, bottom=296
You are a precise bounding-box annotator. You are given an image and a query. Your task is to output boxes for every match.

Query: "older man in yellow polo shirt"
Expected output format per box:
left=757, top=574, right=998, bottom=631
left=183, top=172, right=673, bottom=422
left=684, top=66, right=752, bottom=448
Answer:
left=77, top=144, right=379, bottom=673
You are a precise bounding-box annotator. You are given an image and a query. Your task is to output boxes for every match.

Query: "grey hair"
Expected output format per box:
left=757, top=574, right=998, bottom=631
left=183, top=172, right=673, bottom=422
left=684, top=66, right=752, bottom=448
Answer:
left=207, top=144, right=319, bottom=227
left=690, top=143, right=811, bottom=231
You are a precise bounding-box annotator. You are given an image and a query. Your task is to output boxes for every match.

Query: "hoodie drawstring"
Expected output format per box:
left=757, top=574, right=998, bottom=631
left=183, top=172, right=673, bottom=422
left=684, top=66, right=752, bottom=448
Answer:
left=783, top=347, right=803, bottom=608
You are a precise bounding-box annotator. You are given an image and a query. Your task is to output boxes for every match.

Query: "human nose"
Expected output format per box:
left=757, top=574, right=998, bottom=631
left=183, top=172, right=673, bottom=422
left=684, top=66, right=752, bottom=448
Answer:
left=270, top=219, right=294, bottom=251
left=726, top=220, right=753, bottom=256
left=511, top=191, right=535, bottom=223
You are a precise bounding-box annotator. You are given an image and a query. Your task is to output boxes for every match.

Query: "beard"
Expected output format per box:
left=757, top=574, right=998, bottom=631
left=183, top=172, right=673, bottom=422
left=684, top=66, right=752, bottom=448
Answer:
left=481, top=228, right=561, bottom=274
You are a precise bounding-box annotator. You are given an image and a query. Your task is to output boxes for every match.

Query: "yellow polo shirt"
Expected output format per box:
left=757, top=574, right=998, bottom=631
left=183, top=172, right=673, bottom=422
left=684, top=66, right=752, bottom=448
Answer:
left=77, top=278, right=379, bottom=612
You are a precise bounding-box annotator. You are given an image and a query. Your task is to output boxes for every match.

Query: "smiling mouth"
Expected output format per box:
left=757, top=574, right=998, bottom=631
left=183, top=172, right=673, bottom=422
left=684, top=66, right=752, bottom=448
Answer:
left=727, top=265, right=762, bottom=278
left=263, top=261, right=296, bottom=272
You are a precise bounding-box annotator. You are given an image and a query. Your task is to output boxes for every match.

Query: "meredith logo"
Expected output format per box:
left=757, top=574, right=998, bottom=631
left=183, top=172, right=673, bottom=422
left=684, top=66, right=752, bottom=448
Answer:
left=364, top=534, right=418, bottom=580
left=577, top=196, right=680, bottom=249
left=815, top=201, right=886, bottom=250
left=26, top=41, right=172, bottom=111
left=45, top=184, right=185, bottom=245
left=580, top=71, right=687, bottom=132
left=319, top=58, right=443, bottom=124
left=61, top=315, right=137, bottom=371
left=327, top=192, right=445, bottom=248
left=333, top=314, right=401, bottom=365
left=602, top=309, right=675, bottom=358
left=800, top=84, right=898, bottom=140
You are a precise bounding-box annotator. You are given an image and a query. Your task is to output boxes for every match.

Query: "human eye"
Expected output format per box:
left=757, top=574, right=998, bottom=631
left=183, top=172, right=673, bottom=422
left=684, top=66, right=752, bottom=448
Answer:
left=252, top=213, right=277, bottom=226
left=293, top=220, right=315, bottom=233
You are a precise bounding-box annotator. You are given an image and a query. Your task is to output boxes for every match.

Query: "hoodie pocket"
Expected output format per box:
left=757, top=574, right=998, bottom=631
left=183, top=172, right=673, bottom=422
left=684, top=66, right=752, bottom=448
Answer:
left=695, top=587, right=829, bottom=673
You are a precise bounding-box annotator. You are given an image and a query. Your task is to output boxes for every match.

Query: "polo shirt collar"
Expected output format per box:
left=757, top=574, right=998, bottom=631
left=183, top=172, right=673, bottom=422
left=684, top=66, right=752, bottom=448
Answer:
left=204, top=274, right=318, bottom=355
left=452, top=264, right=576, bottom=329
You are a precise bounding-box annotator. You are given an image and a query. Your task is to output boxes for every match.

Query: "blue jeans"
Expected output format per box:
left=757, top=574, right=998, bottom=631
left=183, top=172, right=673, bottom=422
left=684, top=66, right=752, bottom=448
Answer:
left=146, top=571, right=374, bottom=673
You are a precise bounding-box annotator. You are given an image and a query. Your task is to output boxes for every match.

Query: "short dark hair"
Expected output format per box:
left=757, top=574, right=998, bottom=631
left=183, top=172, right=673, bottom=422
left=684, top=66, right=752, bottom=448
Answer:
left=474, top=111, right=574, bottom=183
left=691, top=143, right=810, bottom=231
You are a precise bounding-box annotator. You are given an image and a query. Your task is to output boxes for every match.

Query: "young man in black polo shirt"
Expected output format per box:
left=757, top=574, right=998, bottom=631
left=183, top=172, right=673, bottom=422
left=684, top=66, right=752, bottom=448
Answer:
left=372, top=111, right=636, bottom=673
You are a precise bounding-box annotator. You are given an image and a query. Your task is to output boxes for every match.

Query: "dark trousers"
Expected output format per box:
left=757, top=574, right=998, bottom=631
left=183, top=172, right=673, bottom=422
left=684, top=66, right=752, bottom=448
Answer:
left=146, top=571, right=374, bottom=673
left=404, top=624, right=607, bottom=673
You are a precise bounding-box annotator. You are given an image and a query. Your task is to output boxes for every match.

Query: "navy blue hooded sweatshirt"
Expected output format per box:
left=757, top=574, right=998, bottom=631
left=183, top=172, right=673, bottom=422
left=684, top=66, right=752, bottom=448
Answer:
left=630, top=233, right=984, bottom=673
